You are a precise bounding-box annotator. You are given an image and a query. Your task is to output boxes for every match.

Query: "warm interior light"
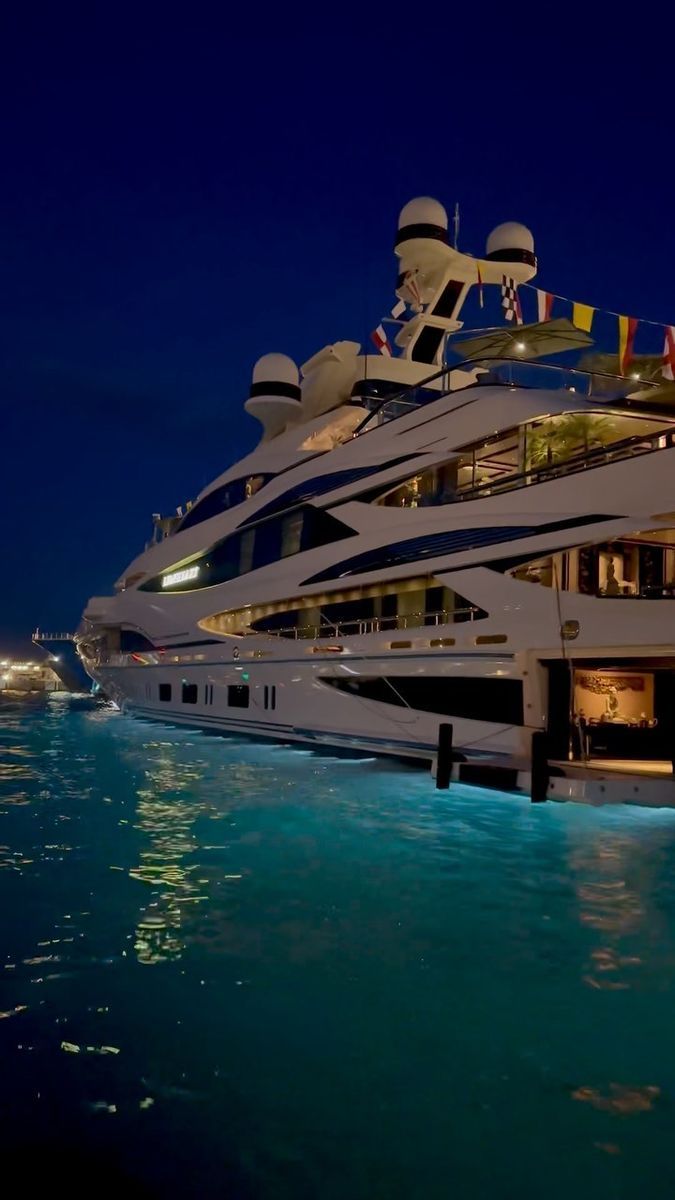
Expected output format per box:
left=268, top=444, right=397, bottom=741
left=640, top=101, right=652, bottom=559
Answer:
left=516, top=341, right=526, bottom=351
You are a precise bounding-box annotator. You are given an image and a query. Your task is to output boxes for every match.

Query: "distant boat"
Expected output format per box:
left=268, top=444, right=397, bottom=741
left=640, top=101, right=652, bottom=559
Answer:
left=31, top=631, right=93, bottom=693
left=0, top=688, right=49, bottom=710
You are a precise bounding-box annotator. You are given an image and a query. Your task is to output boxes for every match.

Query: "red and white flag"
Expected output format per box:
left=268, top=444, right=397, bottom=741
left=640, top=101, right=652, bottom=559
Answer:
left=536, top=289, right=554, bottom=322
left=370, top=324, right=392, bottom=356
left=663, top=325, right=675, bottom=380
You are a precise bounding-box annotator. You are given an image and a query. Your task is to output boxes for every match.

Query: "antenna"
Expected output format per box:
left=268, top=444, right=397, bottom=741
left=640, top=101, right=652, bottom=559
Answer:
left=452, top=202, right=460, bottom=250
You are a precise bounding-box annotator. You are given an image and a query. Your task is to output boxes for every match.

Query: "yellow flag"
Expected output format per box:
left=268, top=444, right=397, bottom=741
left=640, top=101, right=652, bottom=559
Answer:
left=573, top=302, right=594, bottom=332
left=618, top=315, right=637, bottom=375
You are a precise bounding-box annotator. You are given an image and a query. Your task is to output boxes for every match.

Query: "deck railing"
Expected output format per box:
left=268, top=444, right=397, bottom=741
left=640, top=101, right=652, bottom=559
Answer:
left=32, top=631, right=75, bottom=642
left=258, top=606, right=481, bottom=640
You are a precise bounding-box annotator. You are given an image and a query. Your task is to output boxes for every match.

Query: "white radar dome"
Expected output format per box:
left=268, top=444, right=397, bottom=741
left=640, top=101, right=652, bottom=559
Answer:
left=398, top=197, right=448, bottom=232
left=246, top=353, right=302, bottom=443
left=251, top=353, right=299, bottom=387
left=486, top=222, right=535, bottom=256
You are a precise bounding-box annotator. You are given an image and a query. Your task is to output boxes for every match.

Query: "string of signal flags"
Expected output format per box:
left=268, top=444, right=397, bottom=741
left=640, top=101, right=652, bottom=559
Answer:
left=502, top=276, right=675, bottom=381
left=371, top=268, right=675, bottom=382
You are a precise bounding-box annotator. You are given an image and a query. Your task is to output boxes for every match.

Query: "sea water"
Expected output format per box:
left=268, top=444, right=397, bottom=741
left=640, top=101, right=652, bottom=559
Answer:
left=2, top=697, right=675, bottom=1198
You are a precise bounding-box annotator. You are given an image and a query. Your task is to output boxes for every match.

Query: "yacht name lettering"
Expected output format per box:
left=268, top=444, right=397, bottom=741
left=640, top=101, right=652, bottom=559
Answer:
left=162, top=566, right=200, bottom=588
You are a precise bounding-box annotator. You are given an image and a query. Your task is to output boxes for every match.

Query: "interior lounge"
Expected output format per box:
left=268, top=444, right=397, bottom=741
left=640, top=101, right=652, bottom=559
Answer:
left=547, top=659, right=675, bottom=767
left=510, top=532, right=675, bottom=599
left=375, top=410, right=674, bottom=508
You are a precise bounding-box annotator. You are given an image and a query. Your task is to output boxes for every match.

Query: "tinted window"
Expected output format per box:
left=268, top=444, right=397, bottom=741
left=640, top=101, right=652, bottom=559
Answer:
left=182, top=683, right=198, bottom=704
left=252, top=516, right=281, bottom=570
left=119, top=629, right=155, bottom=652
left=239, top=529, right=255, bottom=575
left=141, top=506, right=356, bottom=593
left=304, top=527, right=537, bottom=583
left=159, top=683, right=172, bottom=702
left=239, top=456, right=420, bottom=525
left=323, top=676, right=523, bottom=725
left=303, top=516, right=616, bottom=584
left=179, top=474, right=273, bottom=531
left=281, top=510, right=304, bottom=557
left=228, top=684, right=249, bottom=708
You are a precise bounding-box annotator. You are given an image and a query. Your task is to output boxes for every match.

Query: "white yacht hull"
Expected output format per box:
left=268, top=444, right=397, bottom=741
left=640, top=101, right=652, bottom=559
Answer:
left=92, top=643, right=529, bottom=764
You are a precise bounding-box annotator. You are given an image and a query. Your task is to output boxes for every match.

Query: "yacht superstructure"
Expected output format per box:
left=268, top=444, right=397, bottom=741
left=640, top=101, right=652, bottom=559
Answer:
left=78, top=198, right=675, bottom=801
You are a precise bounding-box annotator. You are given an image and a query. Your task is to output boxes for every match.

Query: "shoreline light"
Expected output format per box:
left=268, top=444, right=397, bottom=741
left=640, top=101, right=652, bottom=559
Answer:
left=162, top=566, right=200, bottom=589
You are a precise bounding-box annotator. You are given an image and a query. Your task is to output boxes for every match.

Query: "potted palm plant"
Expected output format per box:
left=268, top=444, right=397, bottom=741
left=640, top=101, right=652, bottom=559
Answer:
left=525, top=413, right=613, bottom=470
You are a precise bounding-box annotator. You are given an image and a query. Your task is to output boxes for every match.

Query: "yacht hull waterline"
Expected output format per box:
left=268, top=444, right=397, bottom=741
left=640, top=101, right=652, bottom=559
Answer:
left=77, top=196, right=675, bottom=805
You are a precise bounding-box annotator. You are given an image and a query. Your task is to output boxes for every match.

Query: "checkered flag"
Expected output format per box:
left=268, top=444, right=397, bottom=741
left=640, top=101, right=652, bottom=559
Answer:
left=501, top=276, right=523, bottom=324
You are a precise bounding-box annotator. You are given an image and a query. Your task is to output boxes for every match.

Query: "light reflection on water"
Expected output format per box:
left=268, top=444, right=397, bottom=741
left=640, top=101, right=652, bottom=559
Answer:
left=2, top=699, right=675, bottom=1197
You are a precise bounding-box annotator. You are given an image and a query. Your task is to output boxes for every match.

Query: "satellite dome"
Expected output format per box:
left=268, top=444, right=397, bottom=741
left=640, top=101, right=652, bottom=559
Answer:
left=246, top=353, right=301, bottom=442
left=251, top=353, right=299, bottom=387
left=485, top=222, right=537, bottom=277
left=486, top=222, right=535, bottom=256
left=398, top=197, right=448, bottom=232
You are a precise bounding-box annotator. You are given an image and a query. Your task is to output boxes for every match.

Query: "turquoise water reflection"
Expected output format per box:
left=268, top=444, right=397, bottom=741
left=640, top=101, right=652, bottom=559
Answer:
left=2, top=698, right=675, bottom=1197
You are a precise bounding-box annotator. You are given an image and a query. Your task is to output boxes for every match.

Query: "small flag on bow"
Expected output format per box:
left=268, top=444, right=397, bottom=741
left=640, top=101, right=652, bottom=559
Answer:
left=662, top=326, right=675, bottom=381
left=370, top=296, right=411, bottom=357
left=501, top=276, right=522, bottom=324
left=370, top=324, right=392, bottom=356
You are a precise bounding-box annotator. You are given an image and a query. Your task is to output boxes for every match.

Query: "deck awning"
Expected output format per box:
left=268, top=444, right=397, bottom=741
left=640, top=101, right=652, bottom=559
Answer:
left=449, top=318, right=594, bottom=364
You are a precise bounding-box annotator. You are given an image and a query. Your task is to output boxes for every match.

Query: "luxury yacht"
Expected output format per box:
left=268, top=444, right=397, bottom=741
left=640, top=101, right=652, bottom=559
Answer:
left=78, top=198, right=675, bottom=802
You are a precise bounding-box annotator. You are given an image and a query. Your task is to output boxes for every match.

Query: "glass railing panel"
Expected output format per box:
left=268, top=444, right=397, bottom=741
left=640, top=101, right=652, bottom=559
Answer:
left=455, top=426, right=673, bottom=502
left=354, top=353, right=663, bottom=436
left=258, top=607, right=481, bottom=640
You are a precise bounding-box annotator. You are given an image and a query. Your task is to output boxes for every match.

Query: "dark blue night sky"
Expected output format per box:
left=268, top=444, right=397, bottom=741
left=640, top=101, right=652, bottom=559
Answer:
left=2, top=15, right=673, bottom=650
